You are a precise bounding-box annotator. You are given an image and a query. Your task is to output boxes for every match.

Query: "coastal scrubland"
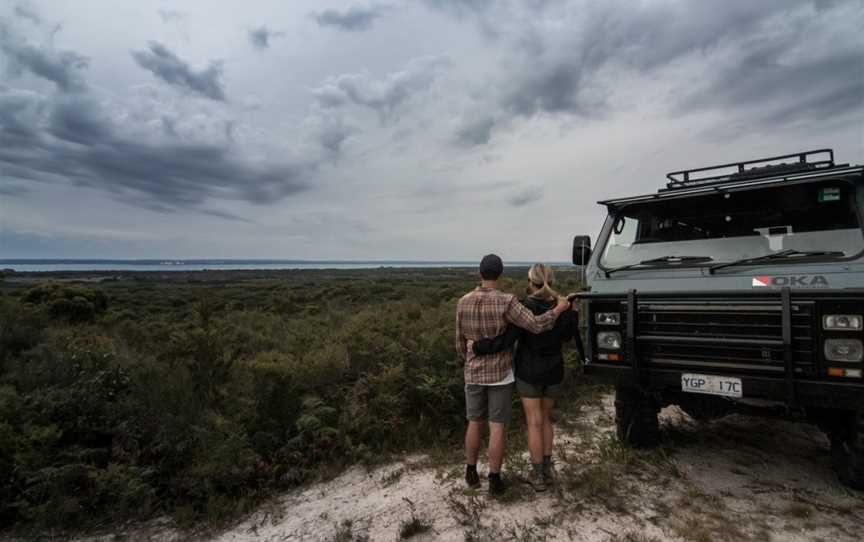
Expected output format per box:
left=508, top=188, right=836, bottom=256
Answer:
left=0, top=267, right=585, bottom=533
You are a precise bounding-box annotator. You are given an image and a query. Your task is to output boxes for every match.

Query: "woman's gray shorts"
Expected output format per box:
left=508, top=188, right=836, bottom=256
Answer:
left=465, top=383, right=514, bottom=424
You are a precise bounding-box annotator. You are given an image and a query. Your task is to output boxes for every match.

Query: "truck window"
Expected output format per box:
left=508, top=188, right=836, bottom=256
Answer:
left=600, top=180, right=863, bottom=268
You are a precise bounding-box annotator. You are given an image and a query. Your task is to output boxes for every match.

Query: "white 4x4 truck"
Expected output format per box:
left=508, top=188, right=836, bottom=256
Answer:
left=573, top=149, right=864, bottom=489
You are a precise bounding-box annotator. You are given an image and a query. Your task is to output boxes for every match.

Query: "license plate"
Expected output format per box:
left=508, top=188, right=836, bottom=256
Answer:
left=681, top=373, right=742, bottom=398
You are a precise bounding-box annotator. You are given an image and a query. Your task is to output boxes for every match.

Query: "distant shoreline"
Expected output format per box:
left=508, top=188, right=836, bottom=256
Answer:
left=0, top=259, right=571, bottom=273
left=0, top=265, right=586, bottom=286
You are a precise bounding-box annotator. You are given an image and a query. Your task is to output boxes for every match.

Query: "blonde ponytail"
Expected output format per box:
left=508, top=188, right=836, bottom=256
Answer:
left=527, top=263, right=558, bottom=300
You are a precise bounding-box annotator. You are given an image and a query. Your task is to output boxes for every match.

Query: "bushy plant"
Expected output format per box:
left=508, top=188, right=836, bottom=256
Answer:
left=0, top=296, right=47, bottom=367
left=22, top=283, right=108, bottom=323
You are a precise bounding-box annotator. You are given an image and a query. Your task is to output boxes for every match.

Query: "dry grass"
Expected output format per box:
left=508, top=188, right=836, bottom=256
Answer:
left=607, top=532, right=663, bottom=542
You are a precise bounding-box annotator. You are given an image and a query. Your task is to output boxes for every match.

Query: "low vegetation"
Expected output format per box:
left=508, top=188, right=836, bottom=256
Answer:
left=398, top=498, right=433, bottom=539
left=0, top=267, right=585, bottom=533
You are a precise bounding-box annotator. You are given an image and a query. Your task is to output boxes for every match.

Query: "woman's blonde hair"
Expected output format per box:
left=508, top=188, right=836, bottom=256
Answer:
left=527, top=263, right=558, bottom=300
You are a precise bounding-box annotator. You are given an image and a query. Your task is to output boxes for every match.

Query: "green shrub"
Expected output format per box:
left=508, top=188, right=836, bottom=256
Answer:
left=23, top=283, right=108, bottom=323
left=0, top=296, right=46, bottom=366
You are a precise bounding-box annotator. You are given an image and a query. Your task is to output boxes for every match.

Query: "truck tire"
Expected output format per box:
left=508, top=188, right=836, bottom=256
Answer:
left=831, top=411, right=864, bottom=491
left=614, top=385, right=660, bottom=448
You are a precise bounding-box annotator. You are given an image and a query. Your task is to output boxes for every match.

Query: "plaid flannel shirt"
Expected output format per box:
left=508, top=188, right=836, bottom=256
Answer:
left=455, top=287, right=558, bottom=385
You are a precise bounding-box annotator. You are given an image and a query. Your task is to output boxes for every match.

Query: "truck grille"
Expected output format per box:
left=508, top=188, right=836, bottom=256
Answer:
left=622, top=300, right=816, bottom=375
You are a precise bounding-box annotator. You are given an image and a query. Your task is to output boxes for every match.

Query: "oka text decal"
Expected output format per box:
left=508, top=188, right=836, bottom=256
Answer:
left=751, top=275, right=829, bottom=288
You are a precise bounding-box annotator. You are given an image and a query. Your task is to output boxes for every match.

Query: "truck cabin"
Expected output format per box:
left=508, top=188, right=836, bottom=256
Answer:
left=577, top=149, right=864, bottom=275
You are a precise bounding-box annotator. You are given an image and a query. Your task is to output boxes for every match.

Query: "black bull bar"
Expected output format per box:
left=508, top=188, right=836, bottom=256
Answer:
left=573, top=288, right=864, bottom=410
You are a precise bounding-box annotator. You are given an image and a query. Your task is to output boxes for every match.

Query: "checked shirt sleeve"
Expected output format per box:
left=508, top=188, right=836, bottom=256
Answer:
left=504, top=297, right=557, bottom=334
left=455, top=305, right=467, bottom=361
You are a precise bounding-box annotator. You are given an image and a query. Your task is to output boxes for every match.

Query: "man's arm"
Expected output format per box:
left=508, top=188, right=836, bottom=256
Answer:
left=504, top=296, right=568, bottom=334
left=558, top=308, right=577, bottom=342
left=455, top=307, right=467, bottom=360
left=472, top=324, right=521, bottom=355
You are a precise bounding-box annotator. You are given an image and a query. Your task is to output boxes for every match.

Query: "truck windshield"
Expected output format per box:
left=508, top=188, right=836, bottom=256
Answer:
left=600, top=180, right=864, bottom=269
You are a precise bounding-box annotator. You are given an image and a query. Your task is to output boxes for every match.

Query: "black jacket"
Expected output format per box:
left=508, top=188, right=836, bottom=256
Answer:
left=473, top=295, right=581, bottom=386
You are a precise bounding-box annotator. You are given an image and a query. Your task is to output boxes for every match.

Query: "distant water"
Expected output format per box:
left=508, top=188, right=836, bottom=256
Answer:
left=0, top=260, right=565, bottom=272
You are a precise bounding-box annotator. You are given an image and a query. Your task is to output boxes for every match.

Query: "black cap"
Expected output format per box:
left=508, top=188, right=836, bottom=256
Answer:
left=479, top=254, right=503, bottom=280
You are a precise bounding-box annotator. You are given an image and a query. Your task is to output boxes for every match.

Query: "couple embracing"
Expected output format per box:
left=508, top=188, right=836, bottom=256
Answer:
left=455, top=254, right=580, bottom=495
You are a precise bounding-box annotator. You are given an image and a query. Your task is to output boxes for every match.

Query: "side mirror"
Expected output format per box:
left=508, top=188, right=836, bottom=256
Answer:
left=572, top=235, right=592, bottom=266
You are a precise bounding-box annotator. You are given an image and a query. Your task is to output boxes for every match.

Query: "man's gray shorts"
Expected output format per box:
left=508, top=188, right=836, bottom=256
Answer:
left=465, top=383, right=514, bottom=424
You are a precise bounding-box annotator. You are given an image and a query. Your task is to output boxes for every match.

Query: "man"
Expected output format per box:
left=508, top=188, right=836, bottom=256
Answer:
left=455, top=254, right=569, bottom=494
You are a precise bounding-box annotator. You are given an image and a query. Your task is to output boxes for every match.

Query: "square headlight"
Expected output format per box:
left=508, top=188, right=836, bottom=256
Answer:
left=823, top=314, right=863, bottom=331
left=824, top=339, right=864, bottom=362
left=597, top=331, right=622, bottom=350
left=595, top=312, right=621, bottom=325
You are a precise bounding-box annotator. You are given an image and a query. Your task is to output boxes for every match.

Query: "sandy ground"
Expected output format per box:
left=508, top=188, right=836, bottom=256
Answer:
left=36, top=393, right=864, bottom=542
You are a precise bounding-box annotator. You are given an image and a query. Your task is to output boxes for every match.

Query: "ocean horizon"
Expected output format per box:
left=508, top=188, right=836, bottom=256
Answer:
left=0, top=259, right=572, bottom=272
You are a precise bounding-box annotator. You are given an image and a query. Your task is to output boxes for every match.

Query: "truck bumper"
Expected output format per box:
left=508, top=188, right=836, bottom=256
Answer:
left=586, top=363, right=864, bottom=411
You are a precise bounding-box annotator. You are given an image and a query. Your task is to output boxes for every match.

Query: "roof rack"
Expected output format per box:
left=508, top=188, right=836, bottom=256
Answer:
left=662, top=149, right=835, bottom=192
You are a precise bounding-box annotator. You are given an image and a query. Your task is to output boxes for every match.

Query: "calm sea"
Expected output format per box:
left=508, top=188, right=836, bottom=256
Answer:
left=0, top=260, right=563, bottom=272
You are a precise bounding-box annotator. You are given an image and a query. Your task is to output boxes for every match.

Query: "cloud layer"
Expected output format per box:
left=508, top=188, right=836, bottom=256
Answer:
left=247, top=26, right=282, bottom=50
left=1, top=0, right=861, bottom=260
left=0, top=90, right=314, bottom=216
left=313, top=4, right=388, bottom=31
left=131, top=42, right=226, bottom=101
left=438, top=0, right=862, bottom=145
left=0, top=21, right=88, bottom=92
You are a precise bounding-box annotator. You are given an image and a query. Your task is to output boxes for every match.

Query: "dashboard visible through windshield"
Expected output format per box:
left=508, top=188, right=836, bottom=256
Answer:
left=599, top=180, right=864, bottom=269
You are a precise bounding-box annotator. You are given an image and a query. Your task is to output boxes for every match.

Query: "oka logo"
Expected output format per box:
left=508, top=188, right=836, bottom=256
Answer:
left=752, top=275, right=829, bottom=288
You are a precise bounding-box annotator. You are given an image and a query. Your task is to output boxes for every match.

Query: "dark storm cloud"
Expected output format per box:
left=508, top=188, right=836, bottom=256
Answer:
left=316, top=119, right=355, bottom=155
left=13, top=3, right=41, bottom=24
left=0, top=90, right=314, bottom=214
left=502, top=64, right=599, bottom=118
left=248, top=26, right=283, bottom=50
left=0, top=86, right=44, bottom=138
left=312, top=55, right=448, bottom=116
left=677, top=45, right=864, bottom=125
left=0, top=183, right=28, bottom=196
left=313, top=4, right=388, bottom=32
left=503, top=0, right=805, bottom=117
left=439, top=0, right=860, bottom=146
left=161, top=116, right=178, bottom=137
left=508, top=185, right=542, bottom=207
left=455, top=116, right=495, bottom=146
left=48, top=95, right=112, bottom=145
left=0, top=22, right=89, bottom=92
left=199, top=208, right=253, bottom=223
left=131, top=42, right=226, bottom=101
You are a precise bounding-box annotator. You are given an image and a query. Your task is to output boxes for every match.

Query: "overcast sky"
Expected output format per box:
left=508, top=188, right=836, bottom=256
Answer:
left=1, top=0, right=862, bottom=261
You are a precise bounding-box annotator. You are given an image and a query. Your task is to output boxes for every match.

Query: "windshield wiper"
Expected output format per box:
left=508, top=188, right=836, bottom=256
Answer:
left=709, top=249, right=845, bottom=274
left=604, top=255, right=714, bottom=277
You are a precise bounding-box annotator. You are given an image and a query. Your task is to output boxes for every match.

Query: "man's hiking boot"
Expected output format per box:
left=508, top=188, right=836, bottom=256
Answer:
left=529, top=465, right=548, bottom=492
left=488, top=474, right=508, bottom=495
left=465, top=466, right=480, bottom=488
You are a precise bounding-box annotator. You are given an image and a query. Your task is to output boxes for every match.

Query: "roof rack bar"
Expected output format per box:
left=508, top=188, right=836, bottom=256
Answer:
left=665, top=149, right=834, bottom=190
left=598, top=163, right=862, bottom=206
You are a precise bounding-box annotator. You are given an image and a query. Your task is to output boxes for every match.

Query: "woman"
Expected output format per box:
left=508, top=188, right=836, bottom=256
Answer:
left=472, top=263, right=580, bottom=492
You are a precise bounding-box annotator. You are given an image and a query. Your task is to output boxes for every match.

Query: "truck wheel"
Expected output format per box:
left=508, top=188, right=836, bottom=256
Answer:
left=614, top=385, right=660, bottom=447
left=831, top=411, right=864, bottom=490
